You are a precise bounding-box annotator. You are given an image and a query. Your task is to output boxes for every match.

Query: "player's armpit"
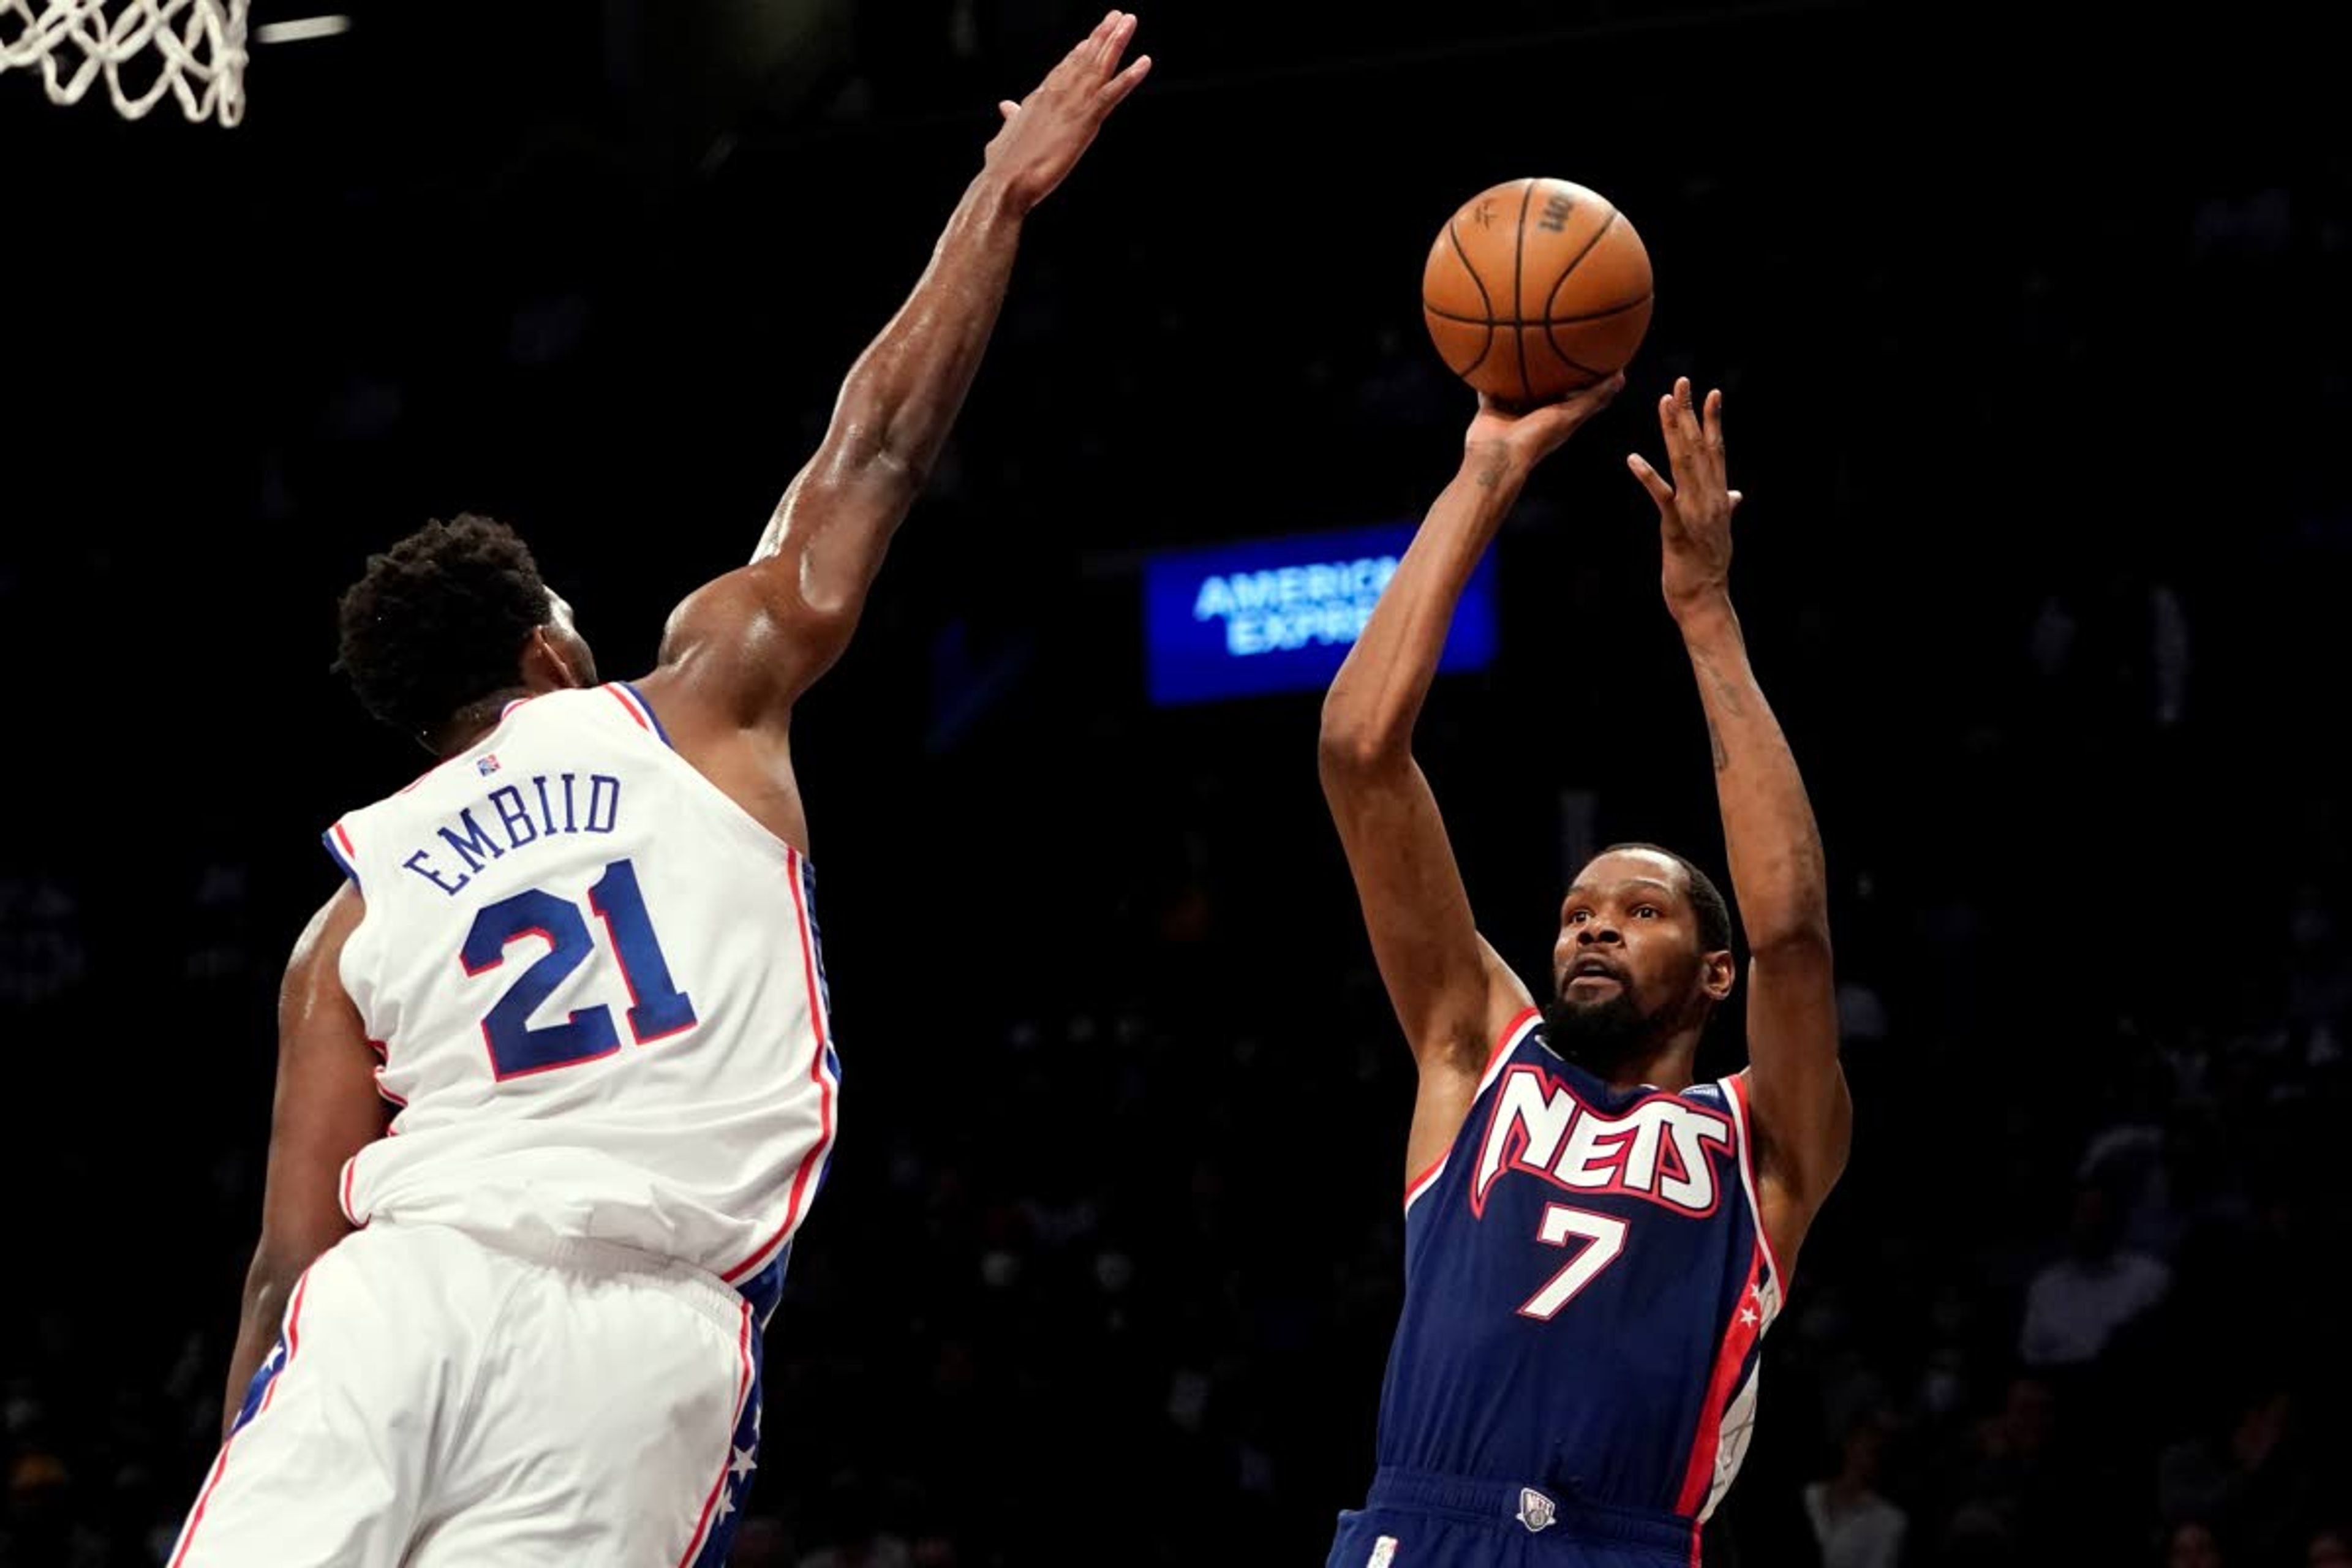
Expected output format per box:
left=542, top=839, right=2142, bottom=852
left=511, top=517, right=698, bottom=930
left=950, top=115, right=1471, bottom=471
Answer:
left=1398, top=940, right=1537, bottom=1191
left=222, top=884, right=386, bottom=1436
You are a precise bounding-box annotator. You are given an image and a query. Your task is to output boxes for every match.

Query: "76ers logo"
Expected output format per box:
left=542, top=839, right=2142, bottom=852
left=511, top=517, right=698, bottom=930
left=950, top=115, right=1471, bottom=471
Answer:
left=1471, top=1066, right=1733, bottom=1218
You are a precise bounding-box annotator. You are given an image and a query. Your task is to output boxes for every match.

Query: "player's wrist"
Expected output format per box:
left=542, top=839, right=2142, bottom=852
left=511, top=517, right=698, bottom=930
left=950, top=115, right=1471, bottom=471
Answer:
left=968, top=167, right=1036, bottom=223
left=1667, top=585, right=1737, bottom=635
left=1456, top=437, right=1538, bottom=491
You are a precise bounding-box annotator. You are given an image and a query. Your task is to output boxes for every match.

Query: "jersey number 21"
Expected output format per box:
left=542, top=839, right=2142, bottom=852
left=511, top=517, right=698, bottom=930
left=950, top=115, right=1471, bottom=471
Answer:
left=460, top=857, right=697, bottom=1079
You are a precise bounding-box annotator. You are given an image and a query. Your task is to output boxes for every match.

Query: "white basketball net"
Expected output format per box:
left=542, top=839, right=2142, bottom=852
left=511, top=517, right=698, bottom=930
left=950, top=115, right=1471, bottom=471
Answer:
left=1, top=0, right=248, bottom=126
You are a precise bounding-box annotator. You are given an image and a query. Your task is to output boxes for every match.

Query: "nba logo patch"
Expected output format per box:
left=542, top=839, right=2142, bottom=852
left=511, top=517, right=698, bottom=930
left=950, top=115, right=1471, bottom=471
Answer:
left=1366, top=1535, right=1398, bottom=1568
left=477, top=754, right=501, bottom=777
left=1517, top=1488, right=1556, bottom=1532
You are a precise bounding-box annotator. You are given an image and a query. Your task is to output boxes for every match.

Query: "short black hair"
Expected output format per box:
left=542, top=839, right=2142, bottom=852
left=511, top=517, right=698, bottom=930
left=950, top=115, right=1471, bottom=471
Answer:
left=1600, top=842, right=1735, bottom=955
left=334, top=514, right=551, bottom=738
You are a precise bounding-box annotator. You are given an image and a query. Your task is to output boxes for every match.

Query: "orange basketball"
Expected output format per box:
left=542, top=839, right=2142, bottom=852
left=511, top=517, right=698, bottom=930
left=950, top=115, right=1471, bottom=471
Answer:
left=1422, top=178, right=1654, bottom=404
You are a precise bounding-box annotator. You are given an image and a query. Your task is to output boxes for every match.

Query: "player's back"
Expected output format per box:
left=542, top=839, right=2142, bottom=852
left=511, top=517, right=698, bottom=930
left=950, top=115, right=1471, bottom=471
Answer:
left=1374, top=1007, right=1782, bottom=1533
left=322, top=682, right=837, bottom=1287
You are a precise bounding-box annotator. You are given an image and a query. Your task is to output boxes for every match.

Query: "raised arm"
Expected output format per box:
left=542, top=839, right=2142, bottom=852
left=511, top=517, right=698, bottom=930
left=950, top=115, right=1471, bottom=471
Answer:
left=652, top=12, right=1151, bottom=724
left=1629, top=379, right=1849, bottom=1265
left=1321, top=382, right=1619, bottom=1179
left=219, top=885, right=385, bottom=1440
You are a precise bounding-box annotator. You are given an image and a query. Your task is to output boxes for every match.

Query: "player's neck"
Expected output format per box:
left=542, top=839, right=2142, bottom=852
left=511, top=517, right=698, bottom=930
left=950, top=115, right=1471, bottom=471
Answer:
left=425, top=687, right=533, bottom=758
left=1545, top=997, right=1707, bottom=1093
left=1598, top=1035, right=1698, bottom=1095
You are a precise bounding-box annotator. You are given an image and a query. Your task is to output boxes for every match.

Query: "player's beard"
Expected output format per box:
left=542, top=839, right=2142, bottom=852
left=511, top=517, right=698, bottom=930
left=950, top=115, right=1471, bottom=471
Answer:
left=1543, top=986, right=1660, bottom=1072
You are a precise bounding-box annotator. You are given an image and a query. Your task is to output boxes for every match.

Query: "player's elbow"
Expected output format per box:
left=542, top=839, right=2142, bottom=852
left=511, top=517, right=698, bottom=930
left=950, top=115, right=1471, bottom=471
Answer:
left=1317, top=699, right=1408, bottom=782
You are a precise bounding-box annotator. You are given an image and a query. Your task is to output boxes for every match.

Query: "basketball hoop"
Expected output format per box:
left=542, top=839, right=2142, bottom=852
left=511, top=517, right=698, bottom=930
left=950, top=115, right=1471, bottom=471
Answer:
left=1, top=0, right=248, bottom=126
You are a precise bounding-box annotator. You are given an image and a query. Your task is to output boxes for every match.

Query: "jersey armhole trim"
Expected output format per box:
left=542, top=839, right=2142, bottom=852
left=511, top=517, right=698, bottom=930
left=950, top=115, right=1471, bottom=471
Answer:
left=322, top=823, right=361, bottom=889
left=1721, top=1071, right=1789, bottom=1291
left=722, top=844, right=839, bottom=1281
left=1480, top=1005, right=1543, bottom=1095
left=1403, top=1005, right=1544, bottom=1210
left=1402, top=1152, right=1449, bottom=1211
left=608, top=681, right=676, bottom=749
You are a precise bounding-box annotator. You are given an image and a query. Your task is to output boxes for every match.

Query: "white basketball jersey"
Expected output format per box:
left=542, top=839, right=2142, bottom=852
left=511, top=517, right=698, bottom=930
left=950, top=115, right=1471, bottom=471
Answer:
left=320, top=682, right=838, bottom=1287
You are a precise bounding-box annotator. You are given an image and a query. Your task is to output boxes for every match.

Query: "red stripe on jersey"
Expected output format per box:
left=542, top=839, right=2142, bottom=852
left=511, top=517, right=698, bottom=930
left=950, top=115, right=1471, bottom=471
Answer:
left=1487, top=1005, right=1542, bottom=1078
left=366, top=1039, right=408, bottom=1110
left=1726, top=1072, right=1787, bottom=1288
left=168, top=1444, right=234, bottom=1567
left=274, top=1273, right=312, bottom=1389
left=1403, top=1005, right=1542, bottom=1206
left=607, top=685, right=652, bottom=732
left=1674, top=1242, right=1767, bottom=1517
left=170, top=1270, right=315, bottom=1567
left=332, top=822, right=357, bottom=861
left=1403, top=1153, right=1448, bottom=1207
left=723, top=848, right=835, bottom=1283
left=673, top=1301, right=757, bottom=1567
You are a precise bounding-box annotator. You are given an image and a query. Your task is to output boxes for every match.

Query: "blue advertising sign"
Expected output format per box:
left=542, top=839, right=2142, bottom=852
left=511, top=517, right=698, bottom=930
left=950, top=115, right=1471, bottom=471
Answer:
left=1143, top=522, right=1499, bottom=706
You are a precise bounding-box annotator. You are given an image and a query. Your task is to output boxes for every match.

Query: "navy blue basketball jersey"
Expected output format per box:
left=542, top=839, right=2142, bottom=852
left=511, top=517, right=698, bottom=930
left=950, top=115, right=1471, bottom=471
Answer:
left=1371, top=1006, right=1784, bottom=1536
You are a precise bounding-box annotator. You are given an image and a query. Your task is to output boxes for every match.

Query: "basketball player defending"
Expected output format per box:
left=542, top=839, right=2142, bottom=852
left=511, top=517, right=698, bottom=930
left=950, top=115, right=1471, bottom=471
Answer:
left=167, top=17, right=1148, bottom=1566
left=1318, top=377, right=1850, bottom=1567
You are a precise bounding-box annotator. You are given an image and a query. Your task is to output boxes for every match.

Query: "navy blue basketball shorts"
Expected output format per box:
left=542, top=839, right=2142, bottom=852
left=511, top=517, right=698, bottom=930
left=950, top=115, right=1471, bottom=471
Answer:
left=1325, top=1469, right=1697, bottom=1568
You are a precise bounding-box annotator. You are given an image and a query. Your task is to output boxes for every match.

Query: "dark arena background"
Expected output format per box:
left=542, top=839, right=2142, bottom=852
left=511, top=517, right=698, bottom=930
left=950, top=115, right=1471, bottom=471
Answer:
left=2, top=2, right=2346, bottom=1564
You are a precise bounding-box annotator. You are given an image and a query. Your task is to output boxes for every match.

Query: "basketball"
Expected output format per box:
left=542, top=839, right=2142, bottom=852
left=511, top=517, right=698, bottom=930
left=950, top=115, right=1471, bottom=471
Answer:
left=1422, top=177, right=1654, bottom=404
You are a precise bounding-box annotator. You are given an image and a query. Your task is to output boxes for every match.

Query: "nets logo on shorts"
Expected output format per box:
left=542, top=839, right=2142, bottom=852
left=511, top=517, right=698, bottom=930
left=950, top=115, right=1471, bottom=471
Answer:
left=1517, top=1488, right=1556, bottom=1532
left=1366, top=1535, right=1398, bottom=1568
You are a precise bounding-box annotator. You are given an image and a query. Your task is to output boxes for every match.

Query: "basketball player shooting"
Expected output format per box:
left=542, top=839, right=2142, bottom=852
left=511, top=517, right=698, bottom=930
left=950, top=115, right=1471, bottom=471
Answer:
left=167, top=15, right=1148, bottom=1566
left=1317, top=377, right=1851, bottom=1567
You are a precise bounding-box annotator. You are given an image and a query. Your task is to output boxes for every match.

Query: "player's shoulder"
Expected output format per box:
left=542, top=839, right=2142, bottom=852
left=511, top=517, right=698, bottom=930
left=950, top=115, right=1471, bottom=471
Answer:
left=288, top=878, right=365, bottom=970
left=1681, top=1074, right=1734, bottom=1109
left=507, top=681, right=671, bottom=742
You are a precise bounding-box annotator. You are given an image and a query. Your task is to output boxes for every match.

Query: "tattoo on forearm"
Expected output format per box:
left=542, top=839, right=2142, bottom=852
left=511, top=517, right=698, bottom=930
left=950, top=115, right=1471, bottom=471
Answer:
left=1471, top=447, right=1510, bottom=491
left=1690, top=645, right=1749, bottom=719
left=1707, top=714, right=1728, bottom=772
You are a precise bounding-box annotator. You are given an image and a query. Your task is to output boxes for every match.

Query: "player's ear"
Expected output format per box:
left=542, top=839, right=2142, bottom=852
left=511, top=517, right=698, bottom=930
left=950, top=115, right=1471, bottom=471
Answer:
left=521, top=625, right=581, bottom=692
left=1702, top=949, right=1736, bottom=1003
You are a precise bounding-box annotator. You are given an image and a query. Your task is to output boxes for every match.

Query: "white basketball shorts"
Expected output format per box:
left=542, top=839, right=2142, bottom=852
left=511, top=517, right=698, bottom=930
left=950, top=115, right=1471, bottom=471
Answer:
left=166, top=1218, right=766, bottom=1567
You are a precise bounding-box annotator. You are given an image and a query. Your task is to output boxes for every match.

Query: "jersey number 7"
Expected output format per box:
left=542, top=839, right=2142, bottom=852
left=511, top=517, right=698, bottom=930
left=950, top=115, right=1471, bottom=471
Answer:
left=1516, top=1204, right=1629, bottom=1321
left=460, top=858, right=698, bottom=1080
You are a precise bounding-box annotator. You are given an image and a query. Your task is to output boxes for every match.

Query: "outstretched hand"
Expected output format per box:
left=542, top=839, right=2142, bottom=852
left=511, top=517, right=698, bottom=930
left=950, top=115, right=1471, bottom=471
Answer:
left=1627, top=377, right=1743, bottom=618
left=1462, top=374, right=1625, bottom=472
left=984, top=11, right=1152, bottom=214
